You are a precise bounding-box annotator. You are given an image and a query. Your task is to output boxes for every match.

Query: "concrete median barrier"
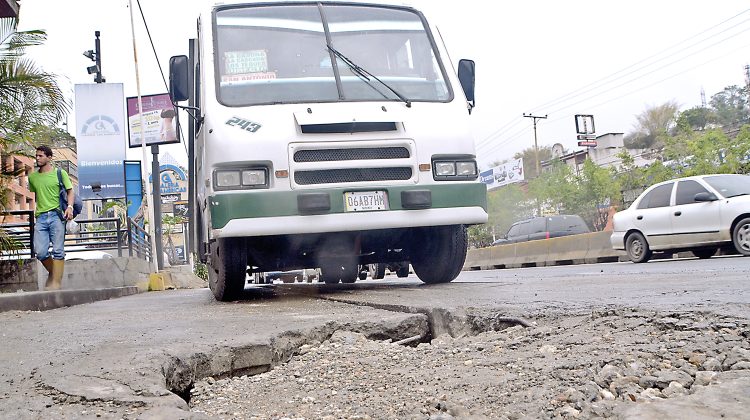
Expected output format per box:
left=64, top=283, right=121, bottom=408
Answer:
left=546, top=234, right=589, bottom=265
left=512, top=240, right=551, bottom=268
left=584, top=231, right=626, bottom=263
left=490, top=243, right=518, bottom=269
left=465, top=246, right=494, bottom=270
left=464, top=231, right=626, bottom=271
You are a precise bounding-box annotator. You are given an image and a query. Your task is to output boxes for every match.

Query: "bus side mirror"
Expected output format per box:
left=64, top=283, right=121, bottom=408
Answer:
left=457, top=59, right=475, bottom=112
left=169, top=55, right=190, bottom=103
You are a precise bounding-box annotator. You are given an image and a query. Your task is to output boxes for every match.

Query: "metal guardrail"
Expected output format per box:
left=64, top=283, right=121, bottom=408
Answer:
left=0, top=211, right=151, bottom=261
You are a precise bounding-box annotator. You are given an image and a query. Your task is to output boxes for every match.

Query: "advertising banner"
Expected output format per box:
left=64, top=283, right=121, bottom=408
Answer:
left=479, top=158, right=524, bottom=191
left=126, top=93, right=179, bottom=148
left=74, top=83, right=127, bottom=200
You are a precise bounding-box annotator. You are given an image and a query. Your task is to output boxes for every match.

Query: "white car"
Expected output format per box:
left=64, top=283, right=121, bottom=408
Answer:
left=611, top=174, right=750, bottom=263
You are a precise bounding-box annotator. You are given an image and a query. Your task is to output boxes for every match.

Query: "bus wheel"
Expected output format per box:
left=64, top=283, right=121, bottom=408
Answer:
left=357, top=265, right=368, bottom=280
left=396, top=263, right=410, bottom=278
left=208, top=238, right=247, bottom=301
left=411, top=225, right=467, bottom=284
left=320, top=261, right=358, bottom=284
left=369, top=263, right=386, bottom=280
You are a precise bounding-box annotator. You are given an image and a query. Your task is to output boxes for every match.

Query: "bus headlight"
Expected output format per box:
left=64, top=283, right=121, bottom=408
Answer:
left=432, top=159, right=478, bottom=180
left=242, top=169, right=266, bottom=186
left=434, top=161, right=456, bottom=176
left=214, top=167, right=269, bottom=190
left=215, top=170, right=241, bottom=187
left=456, top=161, right=477, bottom=176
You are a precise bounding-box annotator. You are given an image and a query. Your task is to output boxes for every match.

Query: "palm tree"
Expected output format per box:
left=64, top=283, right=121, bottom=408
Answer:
left=1, top=29, right=69, bottom=251
left=1, top=30, right=69, bottom=151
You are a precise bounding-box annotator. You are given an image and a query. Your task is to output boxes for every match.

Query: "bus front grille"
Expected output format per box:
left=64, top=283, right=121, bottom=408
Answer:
left=293, top=147, right=410, bottom=162
left=294, top=167, right=413, bottom=185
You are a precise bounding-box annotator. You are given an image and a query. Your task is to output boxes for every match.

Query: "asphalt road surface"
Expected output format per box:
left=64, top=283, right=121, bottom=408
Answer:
left=0, top=256, right=747, bottom=419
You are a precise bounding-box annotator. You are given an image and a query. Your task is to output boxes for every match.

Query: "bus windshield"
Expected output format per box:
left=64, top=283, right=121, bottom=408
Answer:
left=214, top=3, right=451, bottom=106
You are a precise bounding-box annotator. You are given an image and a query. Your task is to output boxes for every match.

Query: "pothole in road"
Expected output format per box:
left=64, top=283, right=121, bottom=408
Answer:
left=162, top=303, right=534, bottom=405
left=163, top=303, right=750, bottom=419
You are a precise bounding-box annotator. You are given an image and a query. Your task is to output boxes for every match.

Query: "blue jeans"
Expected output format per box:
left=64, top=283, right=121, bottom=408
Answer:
left=34, top=210, right=66, bottom=260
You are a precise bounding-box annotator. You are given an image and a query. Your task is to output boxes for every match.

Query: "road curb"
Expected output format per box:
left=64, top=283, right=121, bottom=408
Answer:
left=0, top=286, right=141, bottom=312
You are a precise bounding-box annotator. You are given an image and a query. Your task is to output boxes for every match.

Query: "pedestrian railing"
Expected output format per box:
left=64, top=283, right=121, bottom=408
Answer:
left=0, top=211, right=151, bottom=262
left=0, top=210, right=34, bottom=259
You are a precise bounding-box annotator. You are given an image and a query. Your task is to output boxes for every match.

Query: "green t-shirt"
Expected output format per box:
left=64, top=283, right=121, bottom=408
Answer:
left=28, top=168, right=73, bottom=216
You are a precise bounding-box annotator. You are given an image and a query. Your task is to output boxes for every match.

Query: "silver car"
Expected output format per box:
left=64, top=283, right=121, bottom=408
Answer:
left=610, top=174, right=750, bottom=263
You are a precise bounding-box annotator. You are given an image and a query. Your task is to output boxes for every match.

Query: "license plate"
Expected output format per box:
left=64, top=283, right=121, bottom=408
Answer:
left=344, top=191, right=388, bottom=212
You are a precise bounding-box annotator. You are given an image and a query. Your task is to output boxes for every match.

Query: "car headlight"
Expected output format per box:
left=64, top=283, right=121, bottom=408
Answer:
left=434, top=162, right=456, bottom=176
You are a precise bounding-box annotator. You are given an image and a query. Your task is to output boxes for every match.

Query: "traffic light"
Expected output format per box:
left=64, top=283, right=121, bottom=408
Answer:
left=83, top=31, right=105, bottom=83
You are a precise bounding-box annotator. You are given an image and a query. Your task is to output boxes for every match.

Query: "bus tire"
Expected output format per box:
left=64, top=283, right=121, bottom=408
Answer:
left=396, top=263, right=409, bottom=278
left=320, top=261, right=358, bottom=284
left=369, top=263, right=386, bottom=280
left=208, top=238, right=247, bottom=301
left=411, top=225, right=467, bottom=284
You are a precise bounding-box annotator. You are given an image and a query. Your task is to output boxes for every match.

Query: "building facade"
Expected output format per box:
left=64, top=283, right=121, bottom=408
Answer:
left=542, top=133, right=656, bottom=175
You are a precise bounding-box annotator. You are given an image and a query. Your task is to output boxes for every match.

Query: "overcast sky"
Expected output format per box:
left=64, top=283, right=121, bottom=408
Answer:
left=17, top=0, right=750, bottom=169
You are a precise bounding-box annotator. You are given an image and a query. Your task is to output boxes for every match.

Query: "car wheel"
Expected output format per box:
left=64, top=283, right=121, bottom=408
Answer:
left=625, top=232, right=652, bottom=263
left=732, top=217, right=750, bottom=256
left=691, top=248, right=717, bottom=259
left=208, top=238, right=247, bottom=301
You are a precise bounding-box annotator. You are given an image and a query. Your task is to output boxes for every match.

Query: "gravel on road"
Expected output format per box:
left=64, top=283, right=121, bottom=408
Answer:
left=190, top=308, right=750, bottom=419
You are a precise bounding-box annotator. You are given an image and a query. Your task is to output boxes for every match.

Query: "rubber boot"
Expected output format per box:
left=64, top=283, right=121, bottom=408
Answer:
left=41, top=258, right=54, bottom=288
left=48, top=259, right=65, bottom=290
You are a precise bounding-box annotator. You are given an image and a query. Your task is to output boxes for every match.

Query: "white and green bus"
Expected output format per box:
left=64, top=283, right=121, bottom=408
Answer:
left=169, top=0, right=487, bottom=300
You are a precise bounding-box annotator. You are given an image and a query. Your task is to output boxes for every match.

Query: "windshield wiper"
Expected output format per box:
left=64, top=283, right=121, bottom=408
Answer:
left=327, top=45, right=411, bottom=108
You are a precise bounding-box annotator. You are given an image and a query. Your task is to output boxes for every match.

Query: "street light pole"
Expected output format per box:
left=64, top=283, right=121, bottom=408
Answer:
left=523, top=113, right=547, bottom=177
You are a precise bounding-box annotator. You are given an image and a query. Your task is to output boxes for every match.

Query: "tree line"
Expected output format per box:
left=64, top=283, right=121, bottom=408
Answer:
left=471, top=84, right=750, bottom=247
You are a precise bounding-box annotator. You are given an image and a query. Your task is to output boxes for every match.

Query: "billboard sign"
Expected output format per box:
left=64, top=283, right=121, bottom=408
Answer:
left=74, top=83, right=127, bottom=200
left=480, top=158, right=524, bottom=190
left=126, top=93, right=179, bottom=148
left=173, top=201, right=189, bottom=218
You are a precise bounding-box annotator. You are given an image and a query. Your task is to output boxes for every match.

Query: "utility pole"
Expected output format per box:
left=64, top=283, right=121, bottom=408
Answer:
left=128, top=1, right=159, bottom=272
left=523, top=113, right=547, bottom=177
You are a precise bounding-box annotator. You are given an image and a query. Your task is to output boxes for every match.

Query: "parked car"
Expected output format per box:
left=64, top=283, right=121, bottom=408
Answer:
left=492, top=215, right=591, bottom=245
left=610, top=174, right=750, bottom=263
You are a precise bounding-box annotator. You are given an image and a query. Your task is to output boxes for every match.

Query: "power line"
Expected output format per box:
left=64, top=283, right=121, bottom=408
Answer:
left=544, top=26, right=750, bottom=117
left=534, top=11, right=750, bottom=112
left=481, top=29, right=750, bottom=162
left=477, top=8, right=750, bottom=153
left=135, top=0, right=188, bottom=155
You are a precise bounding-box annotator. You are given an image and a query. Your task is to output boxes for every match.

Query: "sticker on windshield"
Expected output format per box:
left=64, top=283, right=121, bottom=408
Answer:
left=226, top=117, right=261, bottom=133
left=221, top=50, right=277, bottom=83
left=224, top=50, right=268, bottom=74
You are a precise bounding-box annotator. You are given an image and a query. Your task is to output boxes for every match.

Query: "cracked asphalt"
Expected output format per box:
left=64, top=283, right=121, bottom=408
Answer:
left=0, top=257, right=747, bottom=419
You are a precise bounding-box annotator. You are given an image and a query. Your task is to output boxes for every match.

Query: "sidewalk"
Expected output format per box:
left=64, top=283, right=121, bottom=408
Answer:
left=0, top=286, right=141, bottom=312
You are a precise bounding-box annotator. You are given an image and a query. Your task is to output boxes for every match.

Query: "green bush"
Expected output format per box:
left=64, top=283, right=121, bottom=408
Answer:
left=194, top=261, right=208, bottom=280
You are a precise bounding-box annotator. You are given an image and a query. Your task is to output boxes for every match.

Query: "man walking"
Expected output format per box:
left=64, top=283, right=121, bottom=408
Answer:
left=28, top=145, right=74, bottom=290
